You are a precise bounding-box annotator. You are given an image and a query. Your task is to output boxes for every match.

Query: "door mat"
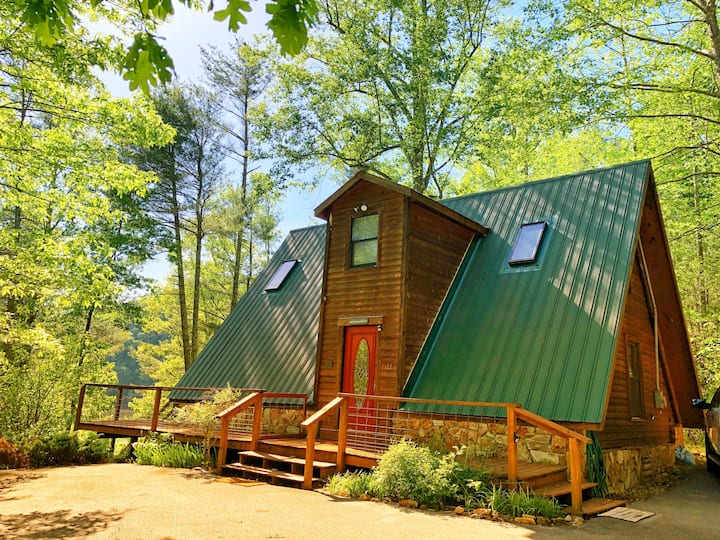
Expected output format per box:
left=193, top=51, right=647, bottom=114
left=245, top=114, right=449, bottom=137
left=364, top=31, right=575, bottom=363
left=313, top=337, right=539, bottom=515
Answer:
left=598, top=507, right=655, bottom=522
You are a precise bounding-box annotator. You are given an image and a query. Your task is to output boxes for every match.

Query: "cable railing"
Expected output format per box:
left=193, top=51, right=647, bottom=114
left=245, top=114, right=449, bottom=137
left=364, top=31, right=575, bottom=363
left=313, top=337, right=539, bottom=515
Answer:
left=300, top=393, right=590, bottom=514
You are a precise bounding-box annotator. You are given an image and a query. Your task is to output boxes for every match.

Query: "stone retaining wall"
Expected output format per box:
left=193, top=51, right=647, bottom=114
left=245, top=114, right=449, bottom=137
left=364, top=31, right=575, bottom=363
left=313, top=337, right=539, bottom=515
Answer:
left=392, top=415, right=568, bottom=466
left=602, top=443, right=676, bottom=494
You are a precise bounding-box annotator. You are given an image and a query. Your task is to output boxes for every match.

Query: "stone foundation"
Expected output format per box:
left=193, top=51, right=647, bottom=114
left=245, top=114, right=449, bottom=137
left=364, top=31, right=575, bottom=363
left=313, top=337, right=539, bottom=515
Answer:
left=602, top=443, right=676, bottom=494
left=231, top=406, right=304, bottom=436
left=392, top=415, right=568, bottom=466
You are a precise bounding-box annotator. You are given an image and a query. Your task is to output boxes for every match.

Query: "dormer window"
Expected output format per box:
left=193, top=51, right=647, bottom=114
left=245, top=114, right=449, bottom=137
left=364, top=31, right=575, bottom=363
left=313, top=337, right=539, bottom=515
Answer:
left=264, top=259, right=298, bottom=291
left=350, top=214, right=379, bottom=267
left=508, top=221, right=547, bottom=266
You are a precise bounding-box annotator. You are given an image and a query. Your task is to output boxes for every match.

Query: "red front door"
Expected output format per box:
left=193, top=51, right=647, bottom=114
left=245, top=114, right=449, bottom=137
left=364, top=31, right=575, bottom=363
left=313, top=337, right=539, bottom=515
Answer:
left=342, top=325, right=378, bottom=429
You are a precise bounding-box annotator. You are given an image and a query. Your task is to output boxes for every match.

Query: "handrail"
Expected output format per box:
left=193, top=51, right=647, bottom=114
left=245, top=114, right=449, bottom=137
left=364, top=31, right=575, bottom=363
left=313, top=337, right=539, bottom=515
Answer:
left=301, top=396, right=345, bottom=488
left=82, top=382, right=262, bottom=393
left=322, top=393, right=589, bottom=514
left=215, top=391, right=264, bottom=471
left=216, top=391, right=265, bottom=419
left=215, top=391, right=310, bottom=473
left=515, top=408, right=590, bottom=443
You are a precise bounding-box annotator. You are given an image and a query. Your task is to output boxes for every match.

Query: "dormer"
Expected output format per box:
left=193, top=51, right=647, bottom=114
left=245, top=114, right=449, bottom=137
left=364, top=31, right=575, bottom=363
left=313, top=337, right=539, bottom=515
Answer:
left=312, top=172, right=487, bottom=407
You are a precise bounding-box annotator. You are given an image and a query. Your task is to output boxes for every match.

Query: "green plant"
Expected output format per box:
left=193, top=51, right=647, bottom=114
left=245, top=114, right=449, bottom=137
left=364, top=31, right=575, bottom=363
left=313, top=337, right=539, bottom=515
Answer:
left=367, top=440, right=490, bottom=508
left=170, top=386, right=244, bottom=468
left=133, top=433, right=205, bottom=469
left=0, top=438, right=29, bottom=469
left=26, top=431, right=110, bottom=467
left=326, top=470, right=375, bottom=497
left=487, top=485, right=563, bottom=519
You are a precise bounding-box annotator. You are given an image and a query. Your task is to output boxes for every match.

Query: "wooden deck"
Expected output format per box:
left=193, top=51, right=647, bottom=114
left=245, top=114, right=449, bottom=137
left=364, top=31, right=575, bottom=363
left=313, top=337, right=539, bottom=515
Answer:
left=76, top=420, right=380, bottom=467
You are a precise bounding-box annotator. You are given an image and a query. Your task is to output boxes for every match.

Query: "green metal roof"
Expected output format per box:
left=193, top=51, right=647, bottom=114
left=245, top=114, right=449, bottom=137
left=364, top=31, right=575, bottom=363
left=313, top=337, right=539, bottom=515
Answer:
left=173, top=225, right=325, bottom=401
left=404, top=160, right=651, bottom=423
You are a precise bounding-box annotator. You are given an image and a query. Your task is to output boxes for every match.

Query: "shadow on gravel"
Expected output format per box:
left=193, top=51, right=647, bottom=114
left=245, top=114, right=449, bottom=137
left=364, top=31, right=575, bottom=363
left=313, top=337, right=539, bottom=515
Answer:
left=0, top=473, right=46, bottom=501
left=0, top=509, right=123, bottom=539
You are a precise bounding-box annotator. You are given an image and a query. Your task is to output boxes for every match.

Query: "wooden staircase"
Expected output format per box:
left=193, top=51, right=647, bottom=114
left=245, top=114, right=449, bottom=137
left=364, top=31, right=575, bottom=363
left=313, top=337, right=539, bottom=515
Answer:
left=223, top=449, right=337, bottom=488
left=521, top=464, right=626, bottom=517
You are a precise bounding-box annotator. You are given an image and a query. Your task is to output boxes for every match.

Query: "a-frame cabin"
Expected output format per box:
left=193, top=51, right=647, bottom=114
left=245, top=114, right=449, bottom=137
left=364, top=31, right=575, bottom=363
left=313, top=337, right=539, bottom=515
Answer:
left=77, top=160, right=703, bottom=513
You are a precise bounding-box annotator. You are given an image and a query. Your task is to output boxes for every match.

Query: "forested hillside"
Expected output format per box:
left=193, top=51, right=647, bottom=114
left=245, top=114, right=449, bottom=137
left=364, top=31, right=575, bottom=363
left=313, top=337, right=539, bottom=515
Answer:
left=1, top=0, right=718, bottom=448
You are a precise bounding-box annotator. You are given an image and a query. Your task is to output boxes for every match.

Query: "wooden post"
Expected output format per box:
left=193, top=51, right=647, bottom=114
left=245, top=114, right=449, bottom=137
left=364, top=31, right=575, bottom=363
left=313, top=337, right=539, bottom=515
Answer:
left=150, top=388, right=162, bottom=431
left=336, top=397, right=348, bottom=473
left=569, top=437, right=583, bottom=515
left=114, top=388, right=124, bottom=421
left=303, top=423, right=317, bottom=489
left=74, top=384, right=86, bottom=430
left=251, top=394, right=263, bottom=451
left=216, top=417, right=229, bottom=473
left=506, top=406, right=518, bottom=483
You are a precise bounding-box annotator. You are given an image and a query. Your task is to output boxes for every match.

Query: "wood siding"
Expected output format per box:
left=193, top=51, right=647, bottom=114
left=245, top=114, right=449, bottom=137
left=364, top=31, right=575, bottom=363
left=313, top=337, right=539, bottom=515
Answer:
left=402, top=202, right=475, bottom=385
left=315, top=181, right=477, bottom=414
left=598, top=253, right=678, bottom=449
left=316, top=182, right=406, bottom=408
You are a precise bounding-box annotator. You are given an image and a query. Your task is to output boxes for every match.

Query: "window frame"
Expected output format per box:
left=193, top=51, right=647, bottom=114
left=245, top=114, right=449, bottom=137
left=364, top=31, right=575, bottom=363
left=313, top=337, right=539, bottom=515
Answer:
left=508, top=221, right=548, bottom=266
left=349, top=213, right=379, bottom=268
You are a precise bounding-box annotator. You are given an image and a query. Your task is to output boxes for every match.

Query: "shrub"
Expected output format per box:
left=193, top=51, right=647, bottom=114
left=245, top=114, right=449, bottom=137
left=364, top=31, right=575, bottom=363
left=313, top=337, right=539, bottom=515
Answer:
left=170, top=386, right=244, bottom=468
left=27, top=431, right=110, bottom=467
left=327, top=440, right=561, bottom=519
left=326, top=470, right=375, bottom=498
left=0, top=438, right=29, bottom=469
left=134, top=433, right=205, bottom=469
left=346, top=440, right=489, bottom=508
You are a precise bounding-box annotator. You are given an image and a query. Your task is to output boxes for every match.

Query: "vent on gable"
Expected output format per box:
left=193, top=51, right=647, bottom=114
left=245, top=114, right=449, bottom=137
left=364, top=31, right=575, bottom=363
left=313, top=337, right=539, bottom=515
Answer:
left=264, top=259, right=299, bottom=292
left=508, top=221, right=547, bottom=266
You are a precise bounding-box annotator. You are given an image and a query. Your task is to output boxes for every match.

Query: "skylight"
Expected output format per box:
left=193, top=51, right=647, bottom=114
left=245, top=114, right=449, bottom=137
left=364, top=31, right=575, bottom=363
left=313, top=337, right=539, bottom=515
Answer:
left=264, top=260, right=298, bottom=292
left=508, top=222, right=547, bottom=266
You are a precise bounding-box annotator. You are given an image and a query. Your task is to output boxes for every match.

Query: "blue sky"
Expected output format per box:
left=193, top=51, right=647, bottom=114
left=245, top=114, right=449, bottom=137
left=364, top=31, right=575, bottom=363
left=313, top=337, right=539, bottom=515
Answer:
left=103, top=5, right=336, bottom=281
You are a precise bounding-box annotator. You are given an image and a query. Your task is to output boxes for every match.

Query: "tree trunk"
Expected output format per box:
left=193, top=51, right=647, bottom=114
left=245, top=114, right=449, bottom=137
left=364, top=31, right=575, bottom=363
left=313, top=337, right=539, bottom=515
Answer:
left=693, top=166, right=710, bottom=314
left=231, top=94, right=251, bottom=309
left=191, top=164, right=204, bottom=364
left=171, top=176, right=192, bottom=371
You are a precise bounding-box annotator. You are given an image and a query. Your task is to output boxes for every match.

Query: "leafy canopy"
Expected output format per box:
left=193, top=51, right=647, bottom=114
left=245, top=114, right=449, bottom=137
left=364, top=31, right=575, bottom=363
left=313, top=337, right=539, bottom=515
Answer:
left=11, top=0, right=318, bottom=92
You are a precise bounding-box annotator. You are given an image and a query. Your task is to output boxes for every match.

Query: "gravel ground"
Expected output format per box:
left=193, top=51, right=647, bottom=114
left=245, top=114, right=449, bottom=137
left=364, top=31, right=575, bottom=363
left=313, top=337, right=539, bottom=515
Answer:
left=1, top=463, right=719, bottom=539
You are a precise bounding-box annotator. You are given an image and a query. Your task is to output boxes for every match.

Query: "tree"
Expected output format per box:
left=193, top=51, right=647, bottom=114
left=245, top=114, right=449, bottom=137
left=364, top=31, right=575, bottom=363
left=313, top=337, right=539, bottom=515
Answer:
left=264, top=0, right=516, bottom=195
left=202, top=37, right=274, bottom=307
left=9, top=0, right=319, bottom=93
left=527, top=0, right=720, bottom=395
left=0, top=11, right=172, bottom=442
left=132, top=85, right=226, bottom=370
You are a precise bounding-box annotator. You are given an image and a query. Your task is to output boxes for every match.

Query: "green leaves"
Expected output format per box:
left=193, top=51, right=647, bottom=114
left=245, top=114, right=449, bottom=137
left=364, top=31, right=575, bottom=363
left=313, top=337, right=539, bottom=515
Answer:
left=121, top=33, right=175, bottom=94
left=213, top=0, right=251, bottom=31
left=10, top=0, right=316, bottom=94
left=19, top=0, right=75, bottom=46
left=266, top=0, right=318, bottom=56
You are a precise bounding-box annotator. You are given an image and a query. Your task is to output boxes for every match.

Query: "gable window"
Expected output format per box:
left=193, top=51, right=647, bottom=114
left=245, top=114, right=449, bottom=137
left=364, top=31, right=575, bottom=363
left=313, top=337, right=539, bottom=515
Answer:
left=508, top=221, right=547, bottom=266
left=627, top=341, right=645, bottom=418
left=350, top=214, right=379, bottom=267
left=264, top=259, right=298, bottom=292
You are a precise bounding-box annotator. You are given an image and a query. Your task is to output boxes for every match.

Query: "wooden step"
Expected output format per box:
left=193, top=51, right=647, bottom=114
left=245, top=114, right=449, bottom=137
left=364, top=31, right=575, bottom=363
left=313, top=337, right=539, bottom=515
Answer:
left=237, top=450, right=336, bottom=479
left=532, top=481, right=597, bottom=498
left=223, top=463, right=321, bottom=487
left=563, top=497, right=626, bottom=517
left=239, top=450, right=336, bottom=470
left=517, top=464, right=568, bottom=489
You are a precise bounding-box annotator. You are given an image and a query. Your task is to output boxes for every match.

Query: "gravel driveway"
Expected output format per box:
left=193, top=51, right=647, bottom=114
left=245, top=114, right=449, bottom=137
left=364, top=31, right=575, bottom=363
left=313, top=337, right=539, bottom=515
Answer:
left=1, top=463, right=718, bottom=539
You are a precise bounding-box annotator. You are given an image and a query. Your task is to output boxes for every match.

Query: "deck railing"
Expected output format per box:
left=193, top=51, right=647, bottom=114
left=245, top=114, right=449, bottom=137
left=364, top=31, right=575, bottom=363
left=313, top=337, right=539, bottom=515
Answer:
left=300, top=393, right=590, bottom=514
left=214, top=391, right=309, bottom=471
left=75, top=383, right=307, bottom=444
left=75, top=383, right=254, bottom=433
